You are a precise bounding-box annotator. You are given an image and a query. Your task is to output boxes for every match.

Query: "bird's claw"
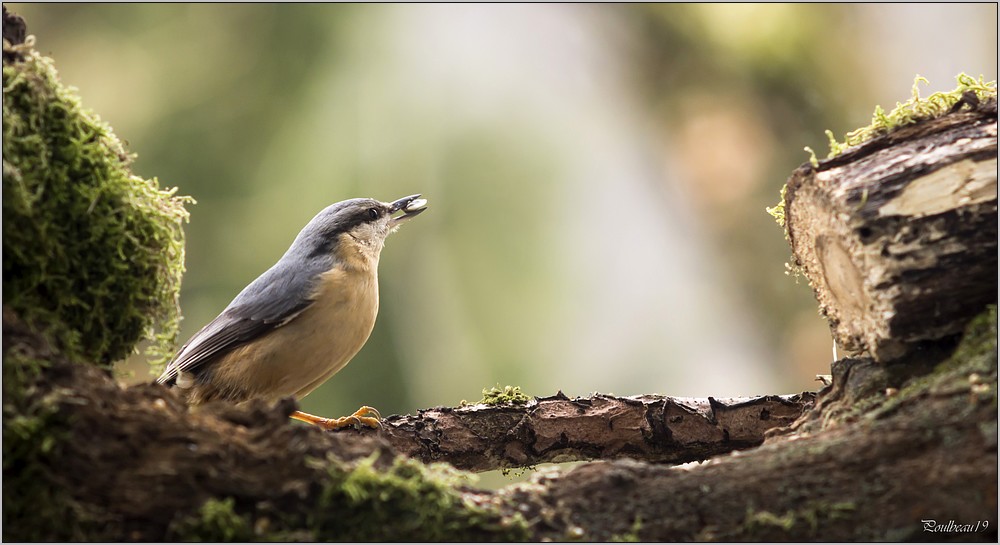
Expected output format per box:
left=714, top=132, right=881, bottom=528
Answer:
left=344, top=405, right=382, bottom=429
left=290, top=407, right=383, bottom=431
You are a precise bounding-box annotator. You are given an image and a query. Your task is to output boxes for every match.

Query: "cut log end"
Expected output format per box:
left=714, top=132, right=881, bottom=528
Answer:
left=785, top=101, right=998, bottom=361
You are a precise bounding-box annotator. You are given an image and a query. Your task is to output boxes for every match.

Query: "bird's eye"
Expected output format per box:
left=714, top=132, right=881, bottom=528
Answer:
left=367, top=208, right=380, bottom=220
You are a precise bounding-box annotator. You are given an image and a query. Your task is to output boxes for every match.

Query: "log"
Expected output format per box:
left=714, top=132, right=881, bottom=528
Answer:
left=784, top=99, right=998, bottom=361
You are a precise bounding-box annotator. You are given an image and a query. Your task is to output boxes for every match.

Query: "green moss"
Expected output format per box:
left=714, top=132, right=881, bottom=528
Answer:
left=1, top=352, right=82, bottom=541
left=771, top=74, right=997, bottom=223
left=165, top=453, right=532, bottom=542
left=765, top=185, right=806, bottom=280
left=311, top=453, right=530, bottom=541
left=170, top=498, right=255, bottom=542
left=742, top=501, right=856, bottom=539
left=610, top=516, right=643, bottom=542
left=2, top=39, right=192, bottom=368
left=797, top=501, right=855, bottom=533
left=745, top=508, right=796, bottom=532
left=867, top=305, right=997, bottom=421
left=819, top=306, right=998, bottom=429
left=477, top=385, right=531, bottom=406
left=771, top=74, right=995, bottom=285
left=803, top=146, right=820, bottom=168
left=821, top=73, right=996, bottom=159
left=936, top=305, right=997, bottom=376
left=765, top=184, right=787, bottom=229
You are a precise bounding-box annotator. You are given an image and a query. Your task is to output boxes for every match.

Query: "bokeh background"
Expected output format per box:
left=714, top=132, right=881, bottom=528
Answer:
left=10, top=4, right=996, bottom=418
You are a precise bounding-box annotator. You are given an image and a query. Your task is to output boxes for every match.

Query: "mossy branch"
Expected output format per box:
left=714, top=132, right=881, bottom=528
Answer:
left=2, top=306, right=994, bottom=541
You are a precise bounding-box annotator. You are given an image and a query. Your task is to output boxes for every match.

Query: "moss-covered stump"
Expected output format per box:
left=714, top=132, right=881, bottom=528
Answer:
left=2, top=37, right=191, bottom=367
left=1, top=314, right=530, bottom=542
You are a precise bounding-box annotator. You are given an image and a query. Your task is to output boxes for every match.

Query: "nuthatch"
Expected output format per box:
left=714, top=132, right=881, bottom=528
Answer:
left=157, top=194, right=428, bottom=430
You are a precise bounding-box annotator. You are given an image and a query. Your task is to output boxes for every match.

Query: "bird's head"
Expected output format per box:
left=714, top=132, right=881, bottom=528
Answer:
left=290, top=194, right=428, bottom=269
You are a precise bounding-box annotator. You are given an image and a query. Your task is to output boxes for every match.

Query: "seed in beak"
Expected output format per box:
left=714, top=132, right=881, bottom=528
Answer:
left=405, top=198, right=428, bottom=212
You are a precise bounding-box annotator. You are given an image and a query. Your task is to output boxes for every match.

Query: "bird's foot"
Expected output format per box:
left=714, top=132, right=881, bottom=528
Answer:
left=291, top=406, right=382, bottom=431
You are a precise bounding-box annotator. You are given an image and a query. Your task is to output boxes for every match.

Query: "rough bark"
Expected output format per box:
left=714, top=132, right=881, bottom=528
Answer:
left=341, top=392, right=815, bottom=471
left=784, top=99, right=998, bottom=361
left=2, top=9, right=27, bottom=84
left=501, top=349, right=997, bottom=542
left=3, top=306, right=996, bottom=542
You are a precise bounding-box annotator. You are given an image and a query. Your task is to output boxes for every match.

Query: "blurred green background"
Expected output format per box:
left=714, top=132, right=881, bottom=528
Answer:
left=9, top=4, right=996, bottom=420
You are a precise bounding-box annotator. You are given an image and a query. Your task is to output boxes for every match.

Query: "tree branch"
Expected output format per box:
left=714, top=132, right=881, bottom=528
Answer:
left=498, top=354, right=997, bottom=541
left=344, top=391, right=816, bottom=471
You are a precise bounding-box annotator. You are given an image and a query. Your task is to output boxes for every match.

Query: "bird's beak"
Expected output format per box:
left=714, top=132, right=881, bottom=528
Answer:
left=389, top=194, right=428, bottom=225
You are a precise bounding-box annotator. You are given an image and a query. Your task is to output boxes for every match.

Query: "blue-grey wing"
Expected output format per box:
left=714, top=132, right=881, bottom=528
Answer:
left=156, top=256, right=330, bottom=386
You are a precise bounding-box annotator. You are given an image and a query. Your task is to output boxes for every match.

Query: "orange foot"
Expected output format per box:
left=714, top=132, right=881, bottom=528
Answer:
left=291, top=406, right=382, bottom=430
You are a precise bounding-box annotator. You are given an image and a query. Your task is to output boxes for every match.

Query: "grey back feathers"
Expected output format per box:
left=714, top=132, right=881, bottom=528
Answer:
left=157, top=199, right=384, bottom=386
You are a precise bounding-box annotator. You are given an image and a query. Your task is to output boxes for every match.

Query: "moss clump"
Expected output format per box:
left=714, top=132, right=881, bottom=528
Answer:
left=769, top=74, right=996, bottom=263
left=1, top=347, right=81, bottom=541
left=935, top=304, right=997, bottom=377
left=827, top=305, right=997, bottom=428
left=164, top=453, right=531, bottom=542
left=817, top=73, right=997, bottom=160
left=2, top=38, right=192, bottom=367
left=169, top=498, right=255, bottom=542
left=764, top=184, right=787, bottom=229
left=610, top=516, right=644, bottom=542
left=744, top=508, right=796, bottom=533
left=311, top=453, right=530, bottom=541
left=742, top=501, right=856, bottom=539
left=478, top=385, right=531, bottom=406
left=874, top=305, right=996, bottom=419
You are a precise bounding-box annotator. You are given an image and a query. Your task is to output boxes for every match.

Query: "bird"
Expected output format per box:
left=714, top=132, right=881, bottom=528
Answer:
left=157, top=194, right=428, bottom=430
